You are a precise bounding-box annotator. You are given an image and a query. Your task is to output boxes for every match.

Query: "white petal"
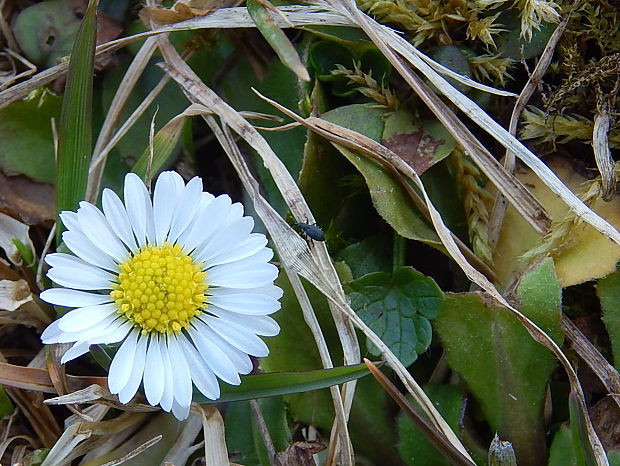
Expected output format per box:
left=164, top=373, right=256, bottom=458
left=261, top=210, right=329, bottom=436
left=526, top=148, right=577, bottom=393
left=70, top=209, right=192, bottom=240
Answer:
left=144, top=335, right=165, bottom=406
left=60, top=341, right=91, bottom=364
left=177, top=193, right=214, bottom=249
left=171, top=400, right=191, bottom=421
left=118, top=334, right=148, bottom=404
left=200, top=314, right=269, bottom=357
left=46, top=254, right=115, bottom=290
left=153, top=171, right=184, bottom=245
left=59, top=211, right=80, bottom=232
left=188, top=323, right=241, bottom=385
left=193, top=323, right=253, bottom=375
left=63, top=230, right=119, bottom=272
left=124, top=173, right=155, bottom=247
left=76, top=202, right=130, bottom=262
left=159, top=342, right=174, bottom=412
left=207, top=259, right=278, bottom=289
left=181, top=195, right=231, bottom=253
left=108, top=329, right=139, bottom=394
left=209, top=308, right=280, bottom=336
left=57, top=303, right=118, bottom=332
left=212, top=283, right=284, bottom=301
left=168, top=335, right=193, bottom=412
left=56, top=315, right=123, bottom=344
left=92, top=321, right=132, bottom=345
left=167, top=177, right=204, bottom=244
left=197, top=217, right=254, bottom=265
left=102, top=188, right=139, bottom=252
left=41, top=320, right=62, bottom=343
left=177, top=334, right=220, bottom=400
left=207, top=291, right=280, bottom=316
left=206, top=234, right=268, bottom=267
left=40, top=289, right=111, bottom=307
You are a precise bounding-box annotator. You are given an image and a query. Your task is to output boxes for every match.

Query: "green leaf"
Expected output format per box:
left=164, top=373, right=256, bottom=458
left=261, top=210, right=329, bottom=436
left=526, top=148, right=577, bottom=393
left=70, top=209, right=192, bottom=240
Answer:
left=434, top=258, right=563, bottom=465
left=0, top=91, right=61, bottom=183
left=568, top=392, right=597, bottom=466
left=597, top=267, right=620, bottom=371
left=247, top=0, right=309, bottom=81
left=429, top=46, right=473, bottom=94
left=13, top=0, right=85, bottom=67
left=0, top=385, right=13, bottom=417
left=193, top=363, right=376, bottom=404
left=321, top=104, right=440, bottom=246
left=346, top=266, right=443, bottom=366
left=336, top=236, right=393, bottom=280
left=397, top=385, right=466, bottom=466
left=56, top=0, right=97, bottom=237
left=225, top=401, right=261, bottom=465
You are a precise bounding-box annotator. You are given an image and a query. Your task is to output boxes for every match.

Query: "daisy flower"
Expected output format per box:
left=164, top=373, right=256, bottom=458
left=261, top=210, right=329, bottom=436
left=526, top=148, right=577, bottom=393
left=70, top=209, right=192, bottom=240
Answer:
left=40, top=171, right=281, bottom=420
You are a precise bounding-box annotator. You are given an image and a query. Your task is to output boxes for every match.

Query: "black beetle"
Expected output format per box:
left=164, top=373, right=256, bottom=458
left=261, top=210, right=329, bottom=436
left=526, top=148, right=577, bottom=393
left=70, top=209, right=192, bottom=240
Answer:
left=292, top=222, right=325, bottom=242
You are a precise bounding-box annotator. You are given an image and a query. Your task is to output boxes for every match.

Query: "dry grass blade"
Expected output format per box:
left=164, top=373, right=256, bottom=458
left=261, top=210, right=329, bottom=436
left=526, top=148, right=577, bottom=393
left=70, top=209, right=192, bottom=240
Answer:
left=488, top=9, right=572, bottom=245
left=86, top=36, right=160, bottom=202
left=364, top=359, right=476, bottom=466
left=592, top=99, right=617, bottom=201
left=561, top=315, right=620, bottom=410
left=99, top=435, right=163, bottom=466
left=201, top=405, right=228, bottom=466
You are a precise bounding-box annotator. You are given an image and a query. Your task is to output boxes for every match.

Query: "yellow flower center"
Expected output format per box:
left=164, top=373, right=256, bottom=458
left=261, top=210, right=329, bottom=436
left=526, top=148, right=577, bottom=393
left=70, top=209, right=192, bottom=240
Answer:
left=110, top=242, right=207, bottom=335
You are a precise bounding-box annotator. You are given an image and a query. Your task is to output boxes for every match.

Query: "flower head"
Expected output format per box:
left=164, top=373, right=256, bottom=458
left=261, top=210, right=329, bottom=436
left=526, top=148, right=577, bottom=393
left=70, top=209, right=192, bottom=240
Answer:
left=41, top=172, right=281, bottom=420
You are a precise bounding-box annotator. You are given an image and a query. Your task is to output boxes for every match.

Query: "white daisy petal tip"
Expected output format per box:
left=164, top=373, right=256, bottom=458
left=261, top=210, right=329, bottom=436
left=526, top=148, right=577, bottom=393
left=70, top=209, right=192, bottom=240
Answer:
left=40, top=171, right=282, bottom=421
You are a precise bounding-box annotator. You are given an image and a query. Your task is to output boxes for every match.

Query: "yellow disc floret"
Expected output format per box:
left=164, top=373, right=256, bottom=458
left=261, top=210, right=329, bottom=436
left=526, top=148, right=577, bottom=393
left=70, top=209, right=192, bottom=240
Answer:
left=110, top=242, right=207, bottom=335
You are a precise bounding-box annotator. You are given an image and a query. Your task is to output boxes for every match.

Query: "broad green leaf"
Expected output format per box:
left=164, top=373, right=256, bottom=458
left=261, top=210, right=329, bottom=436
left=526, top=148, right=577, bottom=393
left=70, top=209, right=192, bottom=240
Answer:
left=193, top=363, right=376, bottom=404
left=0, top=91, right=61, bottom=183
left=435, top=258, right=563, bottom=465
left=383, top=110, right=457, bottom=175
left=495, top=12, right=556, bottom=60
left=225, top=401, right=261, bottom=465
left=346, top=267, right=443, bottom=366
left=321, top=104, right=440, bottom=245
left=430, top=46, right=473, bottom=94
left=0, top=385, right=13, bottom=417
left=13, top=0, right=85, bottom=67
left=247, top=0, right=309, bottom=81
left=228, top=398, right=318, bottom=465
left=56, top=0, right=97, bottom=237
left=597, top=267, right=620, bottom=371
left=397, top=385, right=466, bottom=466
left=335, top=236, right=392, bottom=280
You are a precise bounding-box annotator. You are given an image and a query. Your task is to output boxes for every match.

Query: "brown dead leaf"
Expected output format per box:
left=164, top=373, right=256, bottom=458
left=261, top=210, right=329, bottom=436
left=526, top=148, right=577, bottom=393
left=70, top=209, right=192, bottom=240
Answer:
left=274, top=441, right=326, bottom=466
left=590, top=396, right=620, bottom=451
left=382, top=129, right=445, bottom=174
left=0, top=173, right=54, bottom=225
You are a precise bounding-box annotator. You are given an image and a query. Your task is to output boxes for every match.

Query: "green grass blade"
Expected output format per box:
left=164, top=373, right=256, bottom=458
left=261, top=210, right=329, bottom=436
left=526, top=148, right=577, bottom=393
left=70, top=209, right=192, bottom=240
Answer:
left=194, top=362, right=379, bottom=404
left=247, top=0, right=310, bottom=81
left=131, top=113, right=187, bottom=180
left=56, top=0, right=98, bottom=239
